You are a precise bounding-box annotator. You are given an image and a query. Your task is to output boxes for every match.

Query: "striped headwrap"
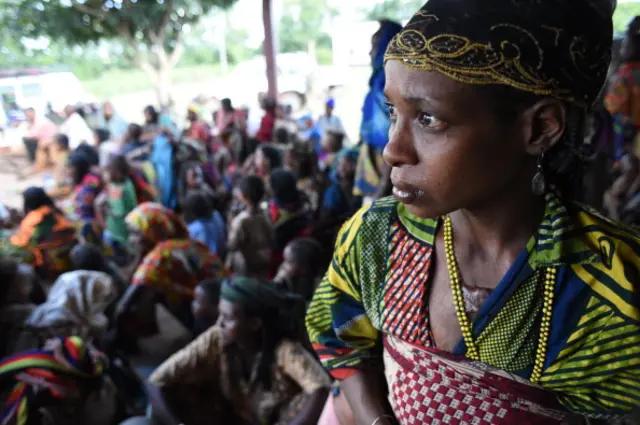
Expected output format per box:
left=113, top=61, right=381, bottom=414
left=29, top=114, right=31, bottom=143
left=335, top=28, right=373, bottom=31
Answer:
left=0, top=337, right=107, bottom=425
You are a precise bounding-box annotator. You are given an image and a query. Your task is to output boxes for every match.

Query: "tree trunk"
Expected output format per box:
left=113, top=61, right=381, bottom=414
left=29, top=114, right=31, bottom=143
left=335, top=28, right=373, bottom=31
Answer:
left=154, top=65, right=173, bottom=110
left=139, top=57, right=175, bottom=109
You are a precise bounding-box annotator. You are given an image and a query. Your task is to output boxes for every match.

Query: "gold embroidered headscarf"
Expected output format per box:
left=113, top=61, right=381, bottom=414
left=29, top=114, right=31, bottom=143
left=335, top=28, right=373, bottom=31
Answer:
left=384, top=0, right=615, bottom=107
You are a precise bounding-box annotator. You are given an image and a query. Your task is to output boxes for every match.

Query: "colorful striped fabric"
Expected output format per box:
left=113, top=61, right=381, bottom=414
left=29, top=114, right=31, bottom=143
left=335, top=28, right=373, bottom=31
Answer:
left=0, top=337, right=107, bottom=425
left=306, top=192, right=640, bottom=419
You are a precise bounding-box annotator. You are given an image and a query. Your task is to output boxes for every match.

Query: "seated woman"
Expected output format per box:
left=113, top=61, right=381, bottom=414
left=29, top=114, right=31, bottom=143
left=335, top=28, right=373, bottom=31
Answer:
left=12, top=268, right=117, bottom=353
left=0, top=337, right=116, bottom=425
left=0, top=258, right=37, bottom=358
left=268, top=169, right=313, bottom=271
left=147, top=277, right=331, bottom=425
left=0, top=187, right=77, bottom=281
left=122, top=203, right=226, bottom=328
left=66, top=150, right=104, bottom=244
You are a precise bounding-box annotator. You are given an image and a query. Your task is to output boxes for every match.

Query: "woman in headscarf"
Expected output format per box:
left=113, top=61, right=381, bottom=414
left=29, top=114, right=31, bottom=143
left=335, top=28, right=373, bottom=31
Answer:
left=0, top=187, right=77, bottom=280
left=0, top=337, right=116, bottom=425
left=12, top=269, right=117, bottom=354
left=121, top=203, right=226, bottom=327
left=306, top=1, right=640, bottom=424
left=353, top=20, right=402, bottom=205
left=147, top=277, right=331, bottom=425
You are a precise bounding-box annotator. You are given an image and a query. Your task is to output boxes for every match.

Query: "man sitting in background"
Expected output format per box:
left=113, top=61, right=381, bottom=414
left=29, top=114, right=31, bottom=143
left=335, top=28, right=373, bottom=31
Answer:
left=316, top=98, right=345, bottom=136
left=24, top=107, right=57, bottom=172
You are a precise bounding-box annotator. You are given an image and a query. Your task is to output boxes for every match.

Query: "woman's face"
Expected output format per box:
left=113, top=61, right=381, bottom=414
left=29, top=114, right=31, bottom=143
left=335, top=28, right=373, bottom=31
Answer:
left=383, top=60, right=538, bottom=219
left=216, top=299, right=260, bottom=347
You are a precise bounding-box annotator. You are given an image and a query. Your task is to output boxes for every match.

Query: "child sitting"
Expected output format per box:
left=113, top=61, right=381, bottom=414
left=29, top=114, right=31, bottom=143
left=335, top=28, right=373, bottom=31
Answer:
left=46, top=134, right=73, bottom=199
left=226, top=175, right=273, bottom=277
left=103, top=155, right=138, bottom=258
left=191, top=279, right=221, bottom=336
left=321, top=148, right=362, bottom=221
left=268, top=169, right=313, bottom=271
left=184, top=191, right=226, bottom=256
left=274, top=237, right=324, bottom=303
left=319, top=130, right=345, bottom=173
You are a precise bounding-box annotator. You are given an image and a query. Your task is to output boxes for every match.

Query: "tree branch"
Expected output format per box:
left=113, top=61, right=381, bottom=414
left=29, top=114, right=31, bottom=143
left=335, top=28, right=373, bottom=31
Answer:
left=157, top=0, right=175, bottom=40
left=168, top=35, right=184, bottom=69
left=70, top=0, right=106, bottom=20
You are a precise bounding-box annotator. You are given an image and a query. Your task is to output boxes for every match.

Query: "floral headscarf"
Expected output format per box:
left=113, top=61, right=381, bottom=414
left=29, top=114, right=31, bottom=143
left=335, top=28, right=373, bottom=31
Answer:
left=125, top=202, right=188, bottom=246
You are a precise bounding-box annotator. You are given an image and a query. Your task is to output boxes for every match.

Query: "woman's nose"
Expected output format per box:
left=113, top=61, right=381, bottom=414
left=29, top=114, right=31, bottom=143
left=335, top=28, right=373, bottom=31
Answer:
left=383, top=118, right=418, bottom=168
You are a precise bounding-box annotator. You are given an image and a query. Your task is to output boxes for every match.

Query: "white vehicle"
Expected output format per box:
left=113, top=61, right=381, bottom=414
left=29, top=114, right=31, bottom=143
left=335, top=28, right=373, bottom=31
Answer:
left=0, top=68, right=85, bottom=118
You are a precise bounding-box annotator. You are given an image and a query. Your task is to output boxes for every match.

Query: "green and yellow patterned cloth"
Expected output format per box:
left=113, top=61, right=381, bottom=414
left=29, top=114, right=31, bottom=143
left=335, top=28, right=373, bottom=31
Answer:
left=306, top=192, right=640, bottom=418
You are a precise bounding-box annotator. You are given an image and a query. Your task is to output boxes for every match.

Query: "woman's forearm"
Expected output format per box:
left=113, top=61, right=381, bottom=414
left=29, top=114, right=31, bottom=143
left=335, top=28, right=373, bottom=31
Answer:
left=341, top=370, right=395, bottom=425
left=289, top=387, right=329, bottom=425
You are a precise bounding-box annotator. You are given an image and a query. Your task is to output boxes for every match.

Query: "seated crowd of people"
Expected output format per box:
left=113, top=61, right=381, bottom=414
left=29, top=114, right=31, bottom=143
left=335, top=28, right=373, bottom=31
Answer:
left=0, top=97, right=358, bottom=425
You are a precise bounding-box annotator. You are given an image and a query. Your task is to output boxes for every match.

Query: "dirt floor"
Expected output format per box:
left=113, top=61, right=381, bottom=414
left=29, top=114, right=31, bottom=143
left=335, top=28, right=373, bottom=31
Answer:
left=0, top=149, right=45, bottom=208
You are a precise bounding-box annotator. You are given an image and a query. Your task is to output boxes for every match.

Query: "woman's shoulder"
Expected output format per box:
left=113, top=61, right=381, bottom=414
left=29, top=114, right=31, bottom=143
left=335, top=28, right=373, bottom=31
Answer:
left=570, top=201, right=640, bottom=245
left=334, top=196, right=437, bottom=257
left=566, top=202, right=640, bottom=294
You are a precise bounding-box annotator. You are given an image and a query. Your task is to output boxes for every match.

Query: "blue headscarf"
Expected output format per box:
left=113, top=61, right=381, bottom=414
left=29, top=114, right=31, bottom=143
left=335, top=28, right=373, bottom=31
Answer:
left=360, top=20, right=402, bottom=149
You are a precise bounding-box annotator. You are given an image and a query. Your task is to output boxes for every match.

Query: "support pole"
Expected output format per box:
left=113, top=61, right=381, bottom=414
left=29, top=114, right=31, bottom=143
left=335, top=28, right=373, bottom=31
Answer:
left=263, top=0, right=278, bottom=99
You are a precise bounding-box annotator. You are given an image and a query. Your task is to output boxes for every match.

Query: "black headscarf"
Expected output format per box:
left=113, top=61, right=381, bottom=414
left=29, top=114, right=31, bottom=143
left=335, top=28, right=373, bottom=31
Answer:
left=384, top=0, right=614, bottom=108
left=23, top=187, right=54, bottom=214
left=67, top=150, right=93, bottom=185
left=270, top=169, right=301, bottom=206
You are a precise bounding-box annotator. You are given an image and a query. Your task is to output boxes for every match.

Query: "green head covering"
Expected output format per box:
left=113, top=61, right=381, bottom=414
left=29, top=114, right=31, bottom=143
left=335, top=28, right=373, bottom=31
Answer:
left=220, top=276, right=300, bottom=314
left=384, top=0, right=614, bottom=107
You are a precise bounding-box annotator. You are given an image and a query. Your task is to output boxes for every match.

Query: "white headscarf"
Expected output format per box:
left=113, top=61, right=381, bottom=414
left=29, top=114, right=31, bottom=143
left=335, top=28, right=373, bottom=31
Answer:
left=26, top=270, right=117, bottom=332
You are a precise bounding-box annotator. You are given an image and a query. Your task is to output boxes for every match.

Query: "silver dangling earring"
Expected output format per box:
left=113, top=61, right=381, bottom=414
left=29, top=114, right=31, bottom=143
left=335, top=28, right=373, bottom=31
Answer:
left=531, top=153, right=546, bottom=196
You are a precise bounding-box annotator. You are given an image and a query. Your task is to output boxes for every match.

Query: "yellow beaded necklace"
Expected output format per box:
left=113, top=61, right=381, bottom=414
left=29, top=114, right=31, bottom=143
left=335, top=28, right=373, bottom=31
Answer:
left=442, top=215, right=556, bottom=384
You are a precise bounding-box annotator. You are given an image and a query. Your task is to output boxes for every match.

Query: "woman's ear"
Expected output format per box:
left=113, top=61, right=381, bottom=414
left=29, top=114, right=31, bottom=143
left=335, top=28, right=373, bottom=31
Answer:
left=522, top=99, right=566, bottom=156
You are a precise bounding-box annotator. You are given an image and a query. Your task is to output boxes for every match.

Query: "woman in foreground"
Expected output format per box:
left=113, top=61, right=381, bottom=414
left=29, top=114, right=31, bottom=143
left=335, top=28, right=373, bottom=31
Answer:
left=306, top=1, right=640, bottom=424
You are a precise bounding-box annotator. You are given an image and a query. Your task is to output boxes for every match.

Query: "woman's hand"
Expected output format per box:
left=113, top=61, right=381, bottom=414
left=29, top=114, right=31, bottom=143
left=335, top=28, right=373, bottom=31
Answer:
left=341, top=369, right=397, bottom=425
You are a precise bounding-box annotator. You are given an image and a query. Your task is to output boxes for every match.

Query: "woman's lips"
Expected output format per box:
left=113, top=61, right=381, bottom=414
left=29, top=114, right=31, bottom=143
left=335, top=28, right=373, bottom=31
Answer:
left=391, top=182, right=424, bottom=204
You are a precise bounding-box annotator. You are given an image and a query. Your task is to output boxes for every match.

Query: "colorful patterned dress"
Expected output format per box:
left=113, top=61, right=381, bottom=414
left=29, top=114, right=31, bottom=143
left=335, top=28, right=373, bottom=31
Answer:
left=132, top=238, right=226, bottom=304
left=306, top=193, right=640, bottom=424
left=0, top=205, right=77, bottom=279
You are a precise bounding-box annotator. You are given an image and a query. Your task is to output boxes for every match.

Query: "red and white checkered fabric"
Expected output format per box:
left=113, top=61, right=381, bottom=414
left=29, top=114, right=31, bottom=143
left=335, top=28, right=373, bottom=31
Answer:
left=383, top=336, right=572, bottom=425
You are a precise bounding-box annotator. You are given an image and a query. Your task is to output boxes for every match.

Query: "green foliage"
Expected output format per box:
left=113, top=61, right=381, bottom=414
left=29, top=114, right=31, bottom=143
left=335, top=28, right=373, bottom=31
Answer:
left=82, top=64, right=222, bottom=98
left=613, top=3, right=640, bottom=35
left=8, top=0, right=237, bottom=48
left=278, top=0, right=334, bottom=55
left=364, top=0, right=424, bottom=23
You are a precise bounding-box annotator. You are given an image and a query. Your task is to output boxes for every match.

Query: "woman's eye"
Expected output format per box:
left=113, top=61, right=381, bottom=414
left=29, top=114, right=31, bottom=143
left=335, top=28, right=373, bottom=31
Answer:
left=386, top=103, right=397, bottom=119
left=418, top=113, right=446, bottom=130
